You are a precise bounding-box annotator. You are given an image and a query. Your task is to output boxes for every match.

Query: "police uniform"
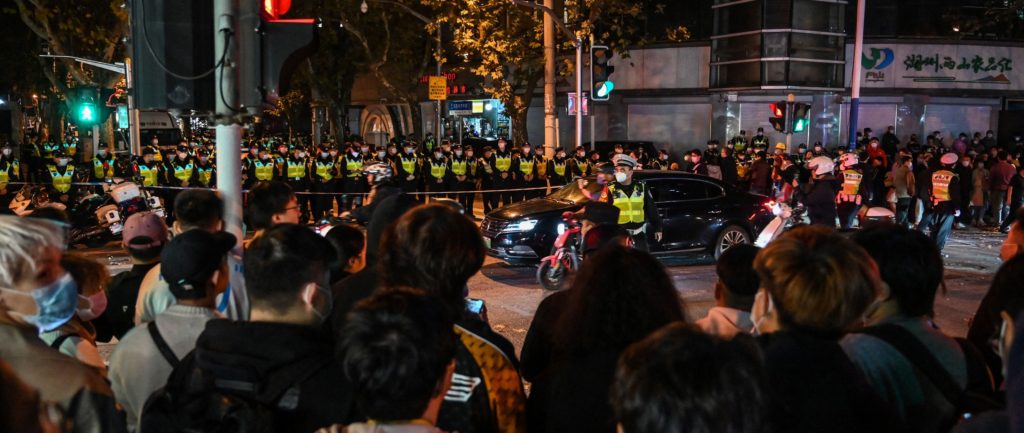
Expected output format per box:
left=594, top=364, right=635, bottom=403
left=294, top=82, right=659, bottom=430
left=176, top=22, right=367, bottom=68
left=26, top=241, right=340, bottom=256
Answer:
left=92, top=152, right=118, bottom=183
left=427, top=153, right=450, bottom=198
left=491, top=145, right=514, bottom=206
left=513, top=150, right=537, bottom=202
left=193, top=154, right=217, bottom=189
left=599, top=156, right=663, bottom=252
left=928, top=154, right=962, bottom=250
left=835, top=163, right=866, bottom=230
left=311, top=148, right=339, bottom=220
left=547, top=154, right=570, bottom=187
left=133, top=151, right=162, bottom=189
left=448, top=149, right=473, bottom=211
left=730, top=134, right=748, bottom=153
left=751, top=131, right=770, bottom=151
left=396, top=148, right=420, bottom=193
left=339, top=150, right=367, bottom=210
left=571, top=149, right=591, bottom=178
left=45, top=154, right=81, bottom=204
left=0, top=150, right=21, bottom=212
left=285, top=150, right=311, bottom=221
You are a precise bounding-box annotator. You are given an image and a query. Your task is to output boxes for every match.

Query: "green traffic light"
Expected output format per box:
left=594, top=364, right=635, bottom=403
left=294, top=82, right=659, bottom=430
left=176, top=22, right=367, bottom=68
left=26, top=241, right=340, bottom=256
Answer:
left=793, top=119, right=808, bottom=133
left=596, top=81, right=615, bottom=98
left=80, top=105, right=94, bottom=122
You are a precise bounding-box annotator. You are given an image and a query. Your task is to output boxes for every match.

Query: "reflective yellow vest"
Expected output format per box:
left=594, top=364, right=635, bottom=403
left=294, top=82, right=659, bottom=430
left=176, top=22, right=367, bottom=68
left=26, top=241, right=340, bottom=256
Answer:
left=0, top=160, right=15, bottom=188
left=42, top=143, right=60, bottom=157
left=430, top=160, right=447, bottom=179
left=196, top=166, right=214, bottom=186
left=495, top=154, right=512, bottom=172
left=552, top=160, right=566, bottom=176
left=137, top=164, right=158, bottom=187
left=400, top=156, right=417, bottom=175
left=519, top=157, right=535, bottom=176
left=287, top=160, right=306, bottom=179
left=575, top=158, right=589, bottom=175
left=173, top=163, right=194, bottom=183
left=841, top=170, right=862, bottom=196
left=94, top=158, right=115, bottom=179
left=932, top=170, right=955, bottom=202
left=345, top=157, right=363, bottom=178
left=535, top=157, right=547, bottom=176
left=48, top=165, right=74, bottom=193
left=63, top=143, right=77, bottom=157
left=451, top=159, right=468, bottom=176
left=254, top=161, right=275, bottom=181
left=315, top=160, right=335, bottom=181
left=609, top=182, right=646, bottom=224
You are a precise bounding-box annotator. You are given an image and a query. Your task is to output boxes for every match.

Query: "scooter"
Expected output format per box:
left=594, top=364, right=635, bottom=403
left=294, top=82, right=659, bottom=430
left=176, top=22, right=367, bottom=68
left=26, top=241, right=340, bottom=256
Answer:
left=754, top=201, right=805, bottom=247
left=536, top=212, right=582, bottom=291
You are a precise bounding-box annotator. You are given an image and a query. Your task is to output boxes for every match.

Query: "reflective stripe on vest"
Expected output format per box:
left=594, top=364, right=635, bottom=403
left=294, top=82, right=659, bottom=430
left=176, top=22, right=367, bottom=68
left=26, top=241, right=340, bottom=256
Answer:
left=197, top=167, right=214, bottom=186
left=0, top=161, right=10, bottom=187
left=400, top=157, right=417, bottom=175
left=841, top=170, right=862, bottom=196
left=346, top=158, right=363, bottom=178
left=451, top=159, right=468, bottom=176
left=576, top=159, right=589, bottom=174
left=287, top=160, right=306, bottom=179
left=430, top=161, right=447, bottom=179
left=94, top=158, right=115, bottom=179
left=315, top=161, right=334, bottom=180
left=174, top=164, right=194, bottom=182
left=254, top=161, right=274, bottom=181
left=495, top=155, right=512, bottom=172
left=49, top=165, right=74, bottom=193
left=553, top=161, right=566, bottom=176
left=610, top=183, right=645, bottom=224
left=932, top=170, right=955, bottom=202
left=138, top=164, right=158, bottom=187
left=519, top=158, right=535, bottom=175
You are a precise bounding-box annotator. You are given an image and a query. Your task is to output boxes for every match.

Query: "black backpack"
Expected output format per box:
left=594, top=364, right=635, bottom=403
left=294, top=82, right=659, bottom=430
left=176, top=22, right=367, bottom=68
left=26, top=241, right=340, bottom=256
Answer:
left=139, top=350, right=331, bottom=433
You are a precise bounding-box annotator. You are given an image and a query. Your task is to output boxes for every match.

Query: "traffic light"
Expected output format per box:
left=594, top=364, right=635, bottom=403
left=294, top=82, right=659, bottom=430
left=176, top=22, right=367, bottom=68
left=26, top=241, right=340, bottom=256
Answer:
left=792, top=102, right=811, bottom=133
left=129, top=0, right=216, bottom=111
left=72, top=87, right=100, bottom=126
left=591, top=45, right=615, bottom=101
left=237, top=0, right=318, bottom=110
left=769, top=101, right=787, bottom=133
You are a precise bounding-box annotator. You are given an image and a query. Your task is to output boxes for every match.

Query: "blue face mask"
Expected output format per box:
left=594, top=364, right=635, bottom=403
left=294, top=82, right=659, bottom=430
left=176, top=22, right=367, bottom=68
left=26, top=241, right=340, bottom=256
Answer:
left=2, top=273, right=79, bottom=332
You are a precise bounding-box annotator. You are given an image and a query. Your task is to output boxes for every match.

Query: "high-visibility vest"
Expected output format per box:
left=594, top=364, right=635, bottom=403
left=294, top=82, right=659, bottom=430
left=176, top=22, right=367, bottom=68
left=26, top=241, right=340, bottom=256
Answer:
left=400, top=156, right=417, bottom=175
left=94, top=158, right=115, bottom=179
left=495, top=154, right=512, bottom=172
left=0, top=160, right=14, bottom=188
left=287, top=159, right=306, bottom=179
left=841, top=169, right=862, bottom=195
left=552, top=160, right=566, bottom=176
left=42, top=143, right=59, bottom=156
left=62, top=143, right=77, bottom=156
left=48, top=165, right=74, bottom=193
left=254, top=161, right=274, bottom=181
left=609, top=182, right=646, bottom=224
left=451, top=159, right=468, bottom=176
left=430, top=160, right=447, bottom=179
left=173, top=163, right=194, bottom=183
left=731, top=138, right=747, bottom=151
left=137, top=164, right=158, bottom=187
left=315, top=160, right=335, bottom=180
left=519, top=157, right=535, bottom=175
left=535, top=157, right=547, bottom=176
left=575, top=158, right=589, bottom=175
left=931, top=170, right=955, bottom=202
left=345, top=157, right=363, bottom=178
left=196, top=166, right=214, bottom=186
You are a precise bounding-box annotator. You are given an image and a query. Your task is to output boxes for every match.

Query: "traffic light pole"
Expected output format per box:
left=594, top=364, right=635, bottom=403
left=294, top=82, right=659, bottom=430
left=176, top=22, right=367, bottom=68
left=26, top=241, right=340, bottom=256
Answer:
left=786, top=93, right=795, bottom=154
left=214, top=0, right=244, bottom=249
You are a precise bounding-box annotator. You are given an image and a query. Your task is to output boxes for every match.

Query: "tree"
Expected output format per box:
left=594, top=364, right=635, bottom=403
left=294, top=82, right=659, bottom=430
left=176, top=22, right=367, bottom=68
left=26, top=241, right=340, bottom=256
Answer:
left=265, top=89, right=307, bottom=142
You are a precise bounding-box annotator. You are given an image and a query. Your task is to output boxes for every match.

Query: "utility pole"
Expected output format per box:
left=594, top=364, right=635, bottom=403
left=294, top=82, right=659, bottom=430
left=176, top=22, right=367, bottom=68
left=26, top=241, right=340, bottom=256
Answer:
left=786, top=93, right=794, bottom=154
left=124, top=58, right=141, bottom=155
left=543, top=0, right=556, bottom=156
left=214, top=0, right=244, bottom=248
left=848, top=0, right=865, bottom=151
left=589, top=33, right=595, bottom=150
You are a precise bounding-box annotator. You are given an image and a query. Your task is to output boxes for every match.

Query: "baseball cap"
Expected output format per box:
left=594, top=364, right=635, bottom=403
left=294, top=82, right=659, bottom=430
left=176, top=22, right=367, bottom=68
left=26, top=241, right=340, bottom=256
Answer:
left=123, top=211, right=168, bottom=249
left=573, top=202, right=621, bottom=226
left=161, top=230, right=236, bottom=299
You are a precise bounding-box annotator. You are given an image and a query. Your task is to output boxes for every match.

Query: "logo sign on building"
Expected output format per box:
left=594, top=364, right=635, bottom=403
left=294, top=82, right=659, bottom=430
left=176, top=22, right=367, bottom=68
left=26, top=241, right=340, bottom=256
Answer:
left=567, top=92, right=589, bottom=116
left=428, top=76, right=447, bottom=100
left=849, top=44, right=1023, bottom=90
left=448, top=100, right=473, bottom=115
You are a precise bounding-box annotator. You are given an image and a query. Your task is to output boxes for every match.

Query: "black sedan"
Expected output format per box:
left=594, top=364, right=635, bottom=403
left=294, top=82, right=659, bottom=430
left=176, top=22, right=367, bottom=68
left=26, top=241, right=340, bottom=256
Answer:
left=481, top=171, right=776, bottom=264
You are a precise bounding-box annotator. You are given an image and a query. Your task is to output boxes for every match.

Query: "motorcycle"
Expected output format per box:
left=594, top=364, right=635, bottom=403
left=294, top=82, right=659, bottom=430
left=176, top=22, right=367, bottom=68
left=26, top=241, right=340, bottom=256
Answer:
left=536, top=211, right=582, bottom=291
left=754, top=201, right=804, bottom=248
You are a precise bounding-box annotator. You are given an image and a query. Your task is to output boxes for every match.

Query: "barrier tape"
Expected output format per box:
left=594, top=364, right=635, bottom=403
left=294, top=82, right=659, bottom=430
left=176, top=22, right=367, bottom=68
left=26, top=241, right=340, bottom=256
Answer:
left=3, top=181, right=559, bottom=197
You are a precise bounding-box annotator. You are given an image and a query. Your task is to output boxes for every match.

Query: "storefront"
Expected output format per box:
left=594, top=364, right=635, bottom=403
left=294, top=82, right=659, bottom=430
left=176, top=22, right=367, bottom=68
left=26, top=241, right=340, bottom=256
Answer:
left=446, top=99, right=510, bottom=145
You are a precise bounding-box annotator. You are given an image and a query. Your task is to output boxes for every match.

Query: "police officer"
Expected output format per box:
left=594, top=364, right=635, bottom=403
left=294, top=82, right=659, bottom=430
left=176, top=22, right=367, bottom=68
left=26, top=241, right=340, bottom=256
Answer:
left=285, top=145, right=312, bottom=221
left=513, top=142, right=537, bottom=202
left=193, top=148, right=217, bottom=189
left=45, top=150, right=81, bottom=205
left=169, top=145, right=196, bottom=188
left=463, top=145, right=481, bottom=218
left=531, top=144, right=549, bottom=199
left=650, top=149, right=672, bottom=171
left=547, top=147, right=570, bottom=187
left=92, top=142, right=118, bottom=183
left=133, top=147, right=162, bottom=189
left=751, top=127, right=770, bottom=150
left=0, top=142, right=21, bottom=212
left=251, top=145, right=277, bottom=185
left=480, top=146, right=497, bottom=214
left=835, top=153, right=867, bottom=230
left=311, top=145, right=339, bottom=220
left=599, top=154, right=662, bottom=251
left=492, top=138, right=514, bottom=206
left=927, top=153, right=962, bottom=250
left=449, top=144, right=472, bottom=211
left=339, top=144, right=367, bottom=210
left=396, top=141, right=420, bottom=193
left=570, top=145, right=591, bottom=178
left=427, top=146, right=449, bottom=199
left=730, top=130, right=749, bottom=153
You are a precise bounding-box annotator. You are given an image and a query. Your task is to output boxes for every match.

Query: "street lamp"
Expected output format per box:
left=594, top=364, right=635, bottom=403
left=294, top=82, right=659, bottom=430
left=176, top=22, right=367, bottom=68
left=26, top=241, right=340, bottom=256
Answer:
left=361, top=0, right=442, bottom=143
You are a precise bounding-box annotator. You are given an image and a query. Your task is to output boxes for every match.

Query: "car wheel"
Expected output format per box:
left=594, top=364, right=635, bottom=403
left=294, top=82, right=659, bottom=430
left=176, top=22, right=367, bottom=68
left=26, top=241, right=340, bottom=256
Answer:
left=714, top=225, right=749, bottom=260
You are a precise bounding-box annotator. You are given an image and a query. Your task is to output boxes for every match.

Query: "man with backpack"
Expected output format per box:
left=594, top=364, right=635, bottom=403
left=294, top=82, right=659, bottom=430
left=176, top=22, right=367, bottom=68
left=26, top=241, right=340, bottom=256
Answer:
left=108, top=230, right=234, bottom=432
left=140, top=224, right=356, bottom=433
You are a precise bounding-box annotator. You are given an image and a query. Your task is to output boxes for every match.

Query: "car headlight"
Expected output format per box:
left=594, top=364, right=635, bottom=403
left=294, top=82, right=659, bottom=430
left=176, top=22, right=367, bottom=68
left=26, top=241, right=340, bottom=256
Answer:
left=504, top=218, right=539, bottom=233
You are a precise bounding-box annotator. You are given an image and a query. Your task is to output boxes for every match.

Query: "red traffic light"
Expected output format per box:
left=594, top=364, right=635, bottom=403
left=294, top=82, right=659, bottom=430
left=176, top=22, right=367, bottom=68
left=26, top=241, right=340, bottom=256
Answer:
left=262, top=0, right=291, bottom=19
left=770, top=102, right=784, bottom=118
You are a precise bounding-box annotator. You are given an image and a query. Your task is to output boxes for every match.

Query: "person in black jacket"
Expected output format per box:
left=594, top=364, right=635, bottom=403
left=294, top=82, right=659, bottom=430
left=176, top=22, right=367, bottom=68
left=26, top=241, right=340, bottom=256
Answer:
left=927, top=153, right=962, bottom=250
left=94, top=211, right=167, bottom=342
left=719, top=148, right=739, bottom=186
left=798, top=156, right=840, bottom=227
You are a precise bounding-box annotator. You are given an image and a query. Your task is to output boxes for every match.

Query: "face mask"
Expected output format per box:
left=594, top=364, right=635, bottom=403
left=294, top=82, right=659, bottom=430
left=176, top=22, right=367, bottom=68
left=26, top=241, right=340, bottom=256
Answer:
left=406, top=148, right=415, bottom=155
left=260, top=154, right=270, bottom=161
left=167, top=153, right=177, bottom=161
left=378, top=151, right=386, bottom=158
left=320, top=152, right=330, bottom=158
left=1, top=149, right=10, bottom=157
left=522, top=148, right=531, bottom=154
left=1, top=273, right=79, bottom=332
left=76, top=291, right=107, bottom=322
left=661, top=155, right=668, bottom=160
left=442, top=147, right=451, bottom=153
left=388, top=149, right=397, bottom=155
left=498, top=143, right=506, bottom=150
left=98, top=149, right=107, bottom=157
left=577, top=152, right=585, bottom=158
left=434, top=153, right=443, bottom=159
left=557, top=153, right=565, bottom=159
left=177, top=153, right=188, bottom=160
left=298, top=152, right=307, bottom=159
left=361, top=147, right=370, bottom=153
left=57, top=158, right=69, bottom=166
left=455, top=151, right=463, bottom=157
left=757, top=132, right=763, bottom=136
left=614, top=172, right=628, bottom=183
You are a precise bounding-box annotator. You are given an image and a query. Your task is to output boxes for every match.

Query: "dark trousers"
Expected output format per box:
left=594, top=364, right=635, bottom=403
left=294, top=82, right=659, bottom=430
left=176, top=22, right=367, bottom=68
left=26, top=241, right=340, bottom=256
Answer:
left=341, top=178, right=365, bottom=210
left=427, top=177, right=448, bottom=201
left=630, top=231, right=649, bottom=252
left=929, top=211, right=956, bottom=250
left=895, top=197, right=912, bottom=226
left=513, top=176, right=534, bottom=202
left=311, top=181, right=335, bottom=221
left=450, top=178, right=476, bottom=217
left=1001, top=201, right=1023, bottom=231
left=837, top=202, right=859, bottom=230
left=493, top=175, right=513, bottom=208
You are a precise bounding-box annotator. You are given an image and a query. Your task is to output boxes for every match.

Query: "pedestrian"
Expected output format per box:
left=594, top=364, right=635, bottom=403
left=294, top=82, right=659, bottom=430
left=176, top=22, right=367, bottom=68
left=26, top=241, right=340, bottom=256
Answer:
left=999, top=165, right=1024, bottom=233
left=956, top=153, right=976, bottom=228
left=140, top=225, right=356, bottom=433
left=611, top=323, right=771, bottom=433
left=914, top=152, right=935, bottom=229
left=527, top=246, right=686, bottom=433
left=927, top=153, right=963, bottom=250
left=966, top=252, right=1024, bottom=393
left=750, top=226, right=902, bottom=433
left=39, top=254, right=109, bottom=373
left=108, top=229, right=234, bottom=432
left=836, top=153, right=867, bottom=229
left=746, top=151, right=773, bottom=196
left=972, top=159, right=991, bottom=227
left=599, top=154, right=663, bottom=251
left=688, top=149, right=708, bottom=176
left=843, top=224, right=996, bottom=432
left=892, top=155, right=916, bottom=227
left=0, top=142, right=22, bottom=213
left=720, top=147, right=738, bottom=186
left=324, top=224, right=366, bottom=285
left=696, top=244, right=759, bottom=339
left=990, top=151, right=1016, bottom=227
left=0, top=216, right=127, bottom=433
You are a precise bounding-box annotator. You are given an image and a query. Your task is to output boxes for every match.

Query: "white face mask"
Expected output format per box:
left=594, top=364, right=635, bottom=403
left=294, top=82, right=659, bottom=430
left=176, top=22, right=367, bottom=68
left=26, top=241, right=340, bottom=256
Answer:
left=1, top=148, right=10, bottom=157
left=378, top=151, right=386, bottom=158
left=614, top=172, right=628, bottom=183
left=750, top=289, right=774, bottom=336
left=455, top=151, right=463, bottom=157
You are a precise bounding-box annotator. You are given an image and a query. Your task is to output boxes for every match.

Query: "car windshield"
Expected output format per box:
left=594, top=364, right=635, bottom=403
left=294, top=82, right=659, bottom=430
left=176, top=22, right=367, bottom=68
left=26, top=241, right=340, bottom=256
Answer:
left=547, top=176, right=603, bottom=204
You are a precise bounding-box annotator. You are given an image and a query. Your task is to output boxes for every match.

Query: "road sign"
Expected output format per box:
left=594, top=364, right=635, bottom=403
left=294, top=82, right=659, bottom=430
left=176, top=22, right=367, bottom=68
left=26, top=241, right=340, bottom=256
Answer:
left=429, top=76, right=447, bottom=100
left=567, top=92, right=589, bottom=116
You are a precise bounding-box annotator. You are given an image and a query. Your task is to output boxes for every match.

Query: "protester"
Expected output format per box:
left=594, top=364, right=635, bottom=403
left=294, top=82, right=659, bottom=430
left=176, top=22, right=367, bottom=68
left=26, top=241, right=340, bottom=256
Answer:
left=1000, top=208, right=1024, bottom=261
left=140, top=224, right=355, bottom=433
left=696, top=244, right=759, bottom=338
left=527, top=246, right=686, bottom=433
left=108, top=230, right=233, bottom=432
left=843, top=224, right=995, bottom=432
left=324, top=224, right=366, bottom=285
left=0, top=216, right=127, bottom=433
left=247, top=180, right=303, bottom=242
left=611, top=323, right=771, bottom=433
left=323, top=290, right=456, bottom=433
left=989, top=151, right=1016, bottom=228
left=95, top=211, right=168, bottom=342
left=38, top=253, right=108, bottom=374
left=751, top=226, right=901, bottom=433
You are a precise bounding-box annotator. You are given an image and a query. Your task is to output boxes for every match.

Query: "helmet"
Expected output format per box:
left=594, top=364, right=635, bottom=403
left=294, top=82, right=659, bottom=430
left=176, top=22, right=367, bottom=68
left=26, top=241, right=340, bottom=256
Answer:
left=807, top=156, right=835, bottom=176
left=363, top=162, right=393, bottom=186
left=839, top=153, right=859, bottom=169
left=775, top=142, right=787, bottom=151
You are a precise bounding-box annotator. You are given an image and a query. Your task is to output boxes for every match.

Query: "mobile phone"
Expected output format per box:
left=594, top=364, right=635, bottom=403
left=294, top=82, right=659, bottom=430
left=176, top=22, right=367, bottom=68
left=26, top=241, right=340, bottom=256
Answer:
left=465, top=298, right=485, bottom=315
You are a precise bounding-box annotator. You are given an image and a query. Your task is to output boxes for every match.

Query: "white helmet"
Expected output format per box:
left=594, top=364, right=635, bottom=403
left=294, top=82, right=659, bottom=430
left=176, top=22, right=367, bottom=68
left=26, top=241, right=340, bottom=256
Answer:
left=839, top=153, right=859, bottom=169
left=807, top=156, right=834, bottom=176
